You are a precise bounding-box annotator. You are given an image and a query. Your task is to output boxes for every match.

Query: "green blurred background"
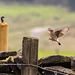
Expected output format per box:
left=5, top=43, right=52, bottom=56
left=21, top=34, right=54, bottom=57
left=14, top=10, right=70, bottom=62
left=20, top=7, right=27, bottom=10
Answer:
left=0, top=0, right=75, bottom=58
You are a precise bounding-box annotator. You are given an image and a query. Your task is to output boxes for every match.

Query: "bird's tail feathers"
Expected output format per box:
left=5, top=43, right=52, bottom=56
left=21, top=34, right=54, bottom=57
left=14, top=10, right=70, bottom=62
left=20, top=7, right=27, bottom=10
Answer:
left=58, top=42, right=61, bottom=45
left=57, top=40, right=61, bottom=45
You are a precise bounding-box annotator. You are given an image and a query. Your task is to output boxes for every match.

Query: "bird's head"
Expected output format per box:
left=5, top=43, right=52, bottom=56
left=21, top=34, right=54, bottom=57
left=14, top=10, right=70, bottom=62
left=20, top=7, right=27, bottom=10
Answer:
left=48, top=28, right=53, bottom=32
left=1, top=16, right=4, bottom=22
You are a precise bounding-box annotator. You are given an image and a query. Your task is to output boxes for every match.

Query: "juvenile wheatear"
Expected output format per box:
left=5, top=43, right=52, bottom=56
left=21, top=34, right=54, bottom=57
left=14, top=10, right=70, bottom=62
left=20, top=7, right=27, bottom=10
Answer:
left=48, top=27, right=69, bottom=45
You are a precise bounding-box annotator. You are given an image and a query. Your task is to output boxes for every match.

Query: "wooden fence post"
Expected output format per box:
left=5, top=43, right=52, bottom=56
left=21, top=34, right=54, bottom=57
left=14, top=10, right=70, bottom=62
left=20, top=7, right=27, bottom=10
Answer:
left=21, top=37, right=39, bottom=75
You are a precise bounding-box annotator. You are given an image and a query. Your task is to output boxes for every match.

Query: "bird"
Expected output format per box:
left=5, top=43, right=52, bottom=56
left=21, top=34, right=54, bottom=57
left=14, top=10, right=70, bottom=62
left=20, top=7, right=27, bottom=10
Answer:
left=1, top=16, right=4, bottom=22
left=48, top=27, right=69, bottom=45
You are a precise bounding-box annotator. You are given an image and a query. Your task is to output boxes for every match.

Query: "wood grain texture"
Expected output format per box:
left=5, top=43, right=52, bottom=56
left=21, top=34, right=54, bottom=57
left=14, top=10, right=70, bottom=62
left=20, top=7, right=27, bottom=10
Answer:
left=21, top=37, right=39, bottom=75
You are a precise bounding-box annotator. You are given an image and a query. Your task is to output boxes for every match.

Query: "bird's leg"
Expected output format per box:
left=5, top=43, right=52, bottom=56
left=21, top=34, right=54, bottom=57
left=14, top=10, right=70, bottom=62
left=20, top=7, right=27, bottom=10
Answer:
left=49, top=38, right=56, bottom=41
left=49, top=38, right=52, bottom=40
left=49, top=38, right=54, bottom=41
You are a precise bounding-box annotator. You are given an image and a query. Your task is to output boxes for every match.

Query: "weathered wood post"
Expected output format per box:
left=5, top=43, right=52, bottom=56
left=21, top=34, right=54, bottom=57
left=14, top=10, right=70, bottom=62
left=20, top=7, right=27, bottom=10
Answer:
left=21, top=37, right=39, bottom=75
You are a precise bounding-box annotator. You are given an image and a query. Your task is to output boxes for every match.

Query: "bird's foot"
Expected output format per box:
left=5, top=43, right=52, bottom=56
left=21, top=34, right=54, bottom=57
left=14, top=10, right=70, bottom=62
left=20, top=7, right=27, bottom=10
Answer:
left=49, top=38, right=52, bottom=40
left=49, top=38, right=56, bottom=41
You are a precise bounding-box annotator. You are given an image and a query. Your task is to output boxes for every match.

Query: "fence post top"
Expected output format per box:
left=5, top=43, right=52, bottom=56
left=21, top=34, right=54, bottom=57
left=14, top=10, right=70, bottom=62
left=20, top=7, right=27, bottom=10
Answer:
left=23, top=37, right=39, bottom=40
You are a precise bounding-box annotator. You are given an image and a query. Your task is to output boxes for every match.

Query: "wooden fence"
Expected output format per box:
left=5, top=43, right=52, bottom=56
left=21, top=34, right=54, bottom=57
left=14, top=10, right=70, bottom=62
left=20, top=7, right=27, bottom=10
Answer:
left=0, top=37, right=39, bottom=75
left=0, top=37, right=75, bottom=75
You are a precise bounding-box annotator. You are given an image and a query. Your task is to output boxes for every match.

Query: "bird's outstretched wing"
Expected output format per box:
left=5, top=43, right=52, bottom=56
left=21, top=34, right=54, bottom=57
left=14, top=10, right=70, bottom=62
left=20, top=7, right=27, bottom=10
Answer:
left=55, top=27, right=69, bottom=38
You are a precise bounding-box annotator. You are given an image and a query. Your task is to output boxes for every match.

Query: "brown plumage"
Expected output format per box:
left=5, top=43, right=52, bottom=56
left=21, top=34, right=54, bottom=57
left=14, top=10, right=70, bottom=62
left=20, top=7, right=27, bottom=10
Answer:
left=48, top=27, right=69, bottom=45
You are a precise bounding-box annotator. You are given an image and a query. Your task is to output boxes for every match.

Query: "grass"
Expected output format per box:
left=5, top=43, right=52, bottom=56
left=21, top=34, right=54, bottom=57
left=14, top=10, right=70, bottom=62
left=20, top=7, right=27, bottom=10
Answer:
left=38, top=50, right=75, bottom=59
left=9, top=49, right=75, bottom=59
left=0, top=4, right=75, bottom=58
left=1, top=5, right=75, bottom=23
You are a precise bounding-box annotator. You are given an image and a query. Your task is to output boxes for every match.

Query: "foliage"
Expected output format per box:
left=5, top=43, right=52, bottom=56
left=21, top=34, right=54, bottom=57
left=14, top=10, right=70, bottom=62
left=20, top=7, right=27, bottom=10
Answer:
left=65, top=0, right=75, bottom=11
